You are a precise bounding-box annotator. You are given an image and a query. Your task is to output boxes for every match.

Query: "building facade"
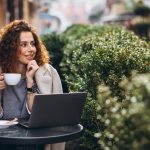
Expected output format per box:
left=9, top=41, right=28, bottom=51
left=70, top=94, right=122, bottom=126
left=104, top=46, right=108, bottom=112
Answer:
left=0, top=0, right=39, bottom=28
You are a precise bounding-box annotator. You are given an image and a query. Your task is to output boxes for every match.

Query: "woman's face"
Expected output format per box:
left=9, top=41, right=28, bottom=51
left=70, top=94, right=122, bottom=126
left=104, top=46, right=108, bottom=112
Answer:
left=18, top=31, right=37, bottom=65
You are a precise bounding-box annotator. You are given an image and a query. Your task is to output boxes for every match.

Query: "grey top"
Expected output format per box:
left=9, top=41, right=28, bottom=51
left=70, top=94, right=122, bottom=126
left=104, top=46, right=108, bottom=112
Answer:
left=1, top=78, right=29, bottom=119
left=0, top=64, right=63, bottom=120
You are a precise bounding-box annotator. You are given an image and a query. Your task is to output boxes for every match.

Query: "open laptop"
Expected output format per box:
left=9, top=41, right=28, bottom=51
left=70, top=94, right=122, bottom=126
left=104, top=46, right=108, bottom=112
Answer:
left=18, top=92, right=87, bottom=128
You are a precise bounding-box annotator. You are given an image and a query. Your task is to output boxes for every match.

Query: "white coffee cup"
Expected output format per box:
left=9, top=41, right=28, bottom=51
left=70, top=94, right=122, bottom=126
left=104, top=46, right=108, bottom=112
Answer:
left=4, top=73, right=21, bottom=85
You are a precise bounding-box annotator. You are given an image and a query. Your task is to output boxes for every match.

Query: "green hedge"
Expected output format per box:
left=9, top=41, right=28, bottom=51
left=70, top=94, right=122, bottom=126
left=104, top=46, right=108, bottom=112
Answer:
left=41, top=24, right=150, bottom=149
left=61, top=24, right=150, bottom=98
left=61, top=24, right=150, bottom=149
left=95, top=72, right=150, bottom=150
left=41, top=33, right=65, bottom=71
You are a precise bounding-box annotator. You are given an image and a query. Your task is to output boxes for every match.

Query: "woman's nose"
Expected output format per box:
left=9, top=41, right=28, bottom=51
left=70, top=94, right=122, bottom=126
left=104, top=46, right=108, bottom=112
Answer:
left=27, top=44, right=34, bottom=51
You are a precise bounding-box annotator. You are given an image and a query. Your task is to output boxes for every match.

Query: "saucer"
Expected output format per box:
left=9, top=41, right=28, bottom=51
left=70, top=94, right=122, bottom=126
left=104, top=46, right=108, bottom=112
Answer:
left=0, top=120, right=18, bottom=129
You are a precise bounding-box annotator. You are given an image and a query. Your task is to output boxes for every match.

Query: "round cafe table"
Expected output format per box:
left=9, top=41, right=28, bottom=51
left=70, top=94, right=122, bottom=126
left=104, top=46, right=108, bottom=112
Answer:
left=0, top=124, right=84, bottom=144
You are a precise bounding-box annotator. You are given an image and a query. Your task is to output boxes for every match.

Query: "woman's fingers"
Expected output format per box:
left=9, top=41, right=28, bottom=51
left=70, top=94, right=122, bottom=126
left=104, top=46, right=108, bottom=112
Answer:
left=7, top=118, right=18, bottom=125
left=0, top=74, right=6, bottom=90
left=26, top=60, right=39, bottom=79
left=0, top=74, right=4, bottom=80
left=27, top=60, right=39, bottom=71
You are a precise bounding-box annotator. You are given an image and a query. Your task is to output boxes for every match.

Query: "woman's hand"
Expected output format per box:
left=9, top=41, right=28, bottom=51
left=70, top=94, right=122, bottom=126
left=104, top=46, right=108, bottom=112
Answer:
left=0, top=74, right=6, bottom=90
left=26, top=60, right=39, bottom=87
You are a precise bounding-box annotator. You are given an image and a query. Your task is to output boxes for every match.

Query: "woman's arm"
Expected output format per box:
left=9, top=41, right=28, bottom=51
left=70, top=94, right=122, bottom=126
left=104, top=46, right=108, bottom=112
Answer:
left=26, top=60, right=39, bottom=112
left=27, top=92, right=36, bottom=112
left=0, top=66, right=7, bottom=90
left=26, top=79, right=36, bottom=111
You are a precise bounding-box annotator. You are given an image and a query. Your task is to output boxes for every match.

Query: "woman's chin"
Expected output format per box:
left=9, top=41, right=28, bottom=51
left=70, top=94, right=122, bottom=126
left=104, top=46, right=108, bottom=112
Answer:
left=25, top=59, right=34, bottom=64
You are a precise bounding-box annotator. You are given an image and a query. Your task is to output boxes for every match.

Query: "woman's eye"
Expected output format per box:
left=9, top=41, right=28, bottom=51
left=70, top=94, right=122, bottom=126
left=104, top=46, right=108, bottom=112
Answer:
left=31, top=42, right=35, bottom=47
left=20, top=43, right=27, bottom=47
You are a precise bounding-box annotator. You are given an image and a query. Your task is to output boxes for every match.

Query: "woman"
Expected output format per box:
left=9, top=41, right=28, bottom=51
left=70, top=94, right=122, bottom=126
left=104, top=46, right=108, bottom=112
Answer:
left=0, top=20, right=65, bottom=150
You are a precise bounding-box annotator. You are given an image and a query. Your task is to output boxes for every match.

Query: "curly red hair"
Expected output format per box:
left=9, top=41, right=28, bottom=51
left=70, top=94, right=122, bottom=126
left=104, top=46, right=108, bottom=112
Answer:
left=0, top=20, right=50, bottom=73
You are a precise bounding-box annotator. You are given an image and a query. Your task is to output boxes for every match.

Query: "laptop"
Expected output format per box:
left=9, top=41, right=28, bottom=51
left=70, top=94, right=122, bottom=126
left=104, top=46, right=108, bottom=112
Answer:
left=18, top=92, right=87, bottom=129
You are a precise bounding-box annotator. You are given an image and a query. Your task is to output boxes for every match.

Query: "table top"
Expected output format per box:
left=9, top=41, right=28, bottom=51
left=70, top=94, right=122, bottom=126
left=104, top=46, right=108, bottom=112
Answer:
left=0, top=124, right=84, bottom=144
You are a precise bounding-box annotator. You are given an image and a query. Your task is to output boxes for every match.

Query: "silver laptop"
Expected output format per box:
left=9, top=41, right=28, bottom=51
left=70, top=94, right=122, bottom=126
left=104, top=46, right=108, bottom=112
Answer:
left=18, top=92, right=87, bottom=128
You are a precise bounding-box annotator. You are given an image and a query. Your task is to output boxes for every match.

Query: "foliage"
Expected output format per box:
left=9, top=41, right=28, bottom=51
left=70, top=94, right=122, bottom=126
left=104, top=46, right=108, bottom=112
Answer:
left=95, top=72, right=150, bottom=150
left=61, top=24, right=89, bottom=42
left=41, top=33, right=65, bottom=70
left=61, top=24, right=118, bottom=43
left=62, top=24, right=150, bottom=98
left=61, top=24, right=150, bottom=149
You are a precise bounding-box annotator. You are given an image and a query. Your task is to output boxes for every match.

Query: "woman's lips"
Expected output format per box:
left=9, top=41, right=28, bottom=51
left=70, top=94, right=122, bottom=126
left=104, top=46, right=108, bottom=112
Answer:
left=25, top=55, right=34, bottom=60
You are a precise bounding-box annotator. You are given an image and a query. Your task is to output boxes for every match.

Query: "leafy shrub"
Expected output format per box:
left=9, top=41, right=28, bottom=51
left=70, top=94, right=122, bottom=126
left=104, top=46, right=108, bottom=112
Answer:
left=95, top=72, right=150, bottom=150
left=41, top=33, right=65, bottom=70
left=61, top=24, right=150, bottom=149
left=62, top=24, right=150, bottom=98
left=61, top=24, right=90, bottom=42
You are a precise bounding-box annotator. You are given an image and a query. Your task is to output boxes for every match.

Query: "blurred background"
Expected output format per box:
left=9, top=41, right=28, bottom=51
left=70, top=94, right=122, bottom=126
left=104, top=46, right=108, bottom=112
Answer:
left=0, top=1, right=150, bottom=150
left=0, top=0, right=150, bottom=39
